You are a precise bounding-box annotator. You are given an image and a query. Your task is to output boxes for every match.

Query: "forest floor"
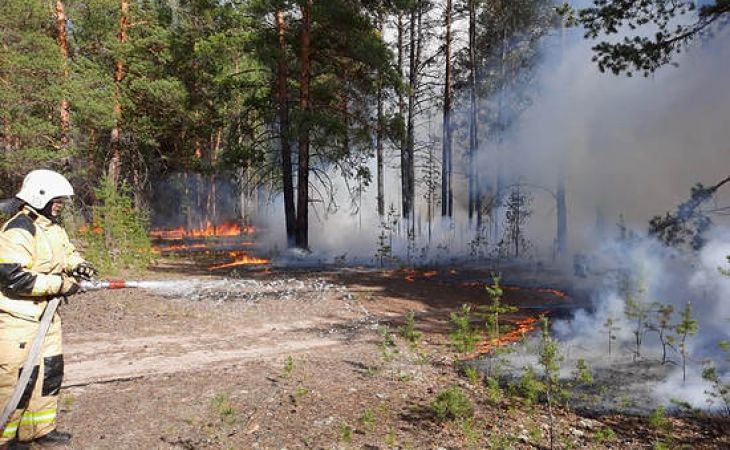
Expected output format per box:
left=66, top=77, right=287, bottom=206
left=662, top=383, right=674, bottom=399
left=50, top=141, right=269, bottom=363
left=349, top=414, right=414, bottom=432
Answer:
left=48, top=258, right=728, bottom=449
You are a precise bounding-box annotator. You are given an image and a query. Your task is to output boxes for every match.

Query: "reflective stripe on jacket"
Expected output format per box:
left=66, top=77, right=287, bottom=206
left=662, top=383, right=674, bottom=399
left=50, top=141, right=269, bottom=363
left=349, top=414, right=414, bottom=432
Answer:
left=0, top=206, right=84, bottom=320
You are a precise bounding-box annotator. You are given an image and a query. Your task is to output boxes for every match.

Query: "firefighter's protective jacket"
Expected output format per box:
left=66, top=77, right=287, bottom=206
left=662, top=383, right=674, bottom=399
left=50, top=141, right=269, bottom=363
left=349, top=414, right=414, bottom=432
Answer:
left=0, top=206, right=84, bottom=321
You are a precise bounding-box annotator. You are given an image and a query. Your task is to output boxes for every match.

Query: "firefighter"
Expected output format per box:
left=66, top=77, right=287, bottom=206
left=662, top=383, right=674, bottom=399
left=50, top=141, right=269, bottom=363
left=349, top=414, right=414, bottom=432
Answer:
left=0, top=170, right=97, bottom=449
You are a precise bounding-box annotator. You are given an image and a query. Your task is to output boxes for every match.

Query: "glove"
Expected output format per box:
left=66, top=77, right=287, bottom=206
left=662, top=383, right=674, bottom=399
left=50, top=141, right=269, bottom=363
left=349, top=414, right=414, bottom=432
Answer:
left=58, top=275, right=81, bottom=296
left=72, top=262, right=98, bottom=281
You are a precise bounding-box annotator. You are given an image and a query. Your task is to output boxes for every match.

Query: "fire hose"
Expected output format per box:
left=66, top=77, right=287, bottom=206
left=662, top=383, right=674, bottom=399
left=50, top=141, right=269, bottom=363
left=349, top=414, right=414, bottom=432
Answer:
left=79, top=280, right=143, bottom=290
left=0, top=279, right=141, bottom=432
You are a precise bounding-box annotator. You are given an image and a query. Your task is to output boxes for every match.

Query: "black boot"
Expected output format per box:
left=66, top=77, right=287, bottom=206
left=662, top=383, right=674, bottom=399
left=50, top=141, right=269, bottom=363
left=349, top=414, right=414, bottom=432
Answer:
left=5, top=440, right=31, bottom=450
left=33, top=430, right=71, bottom=446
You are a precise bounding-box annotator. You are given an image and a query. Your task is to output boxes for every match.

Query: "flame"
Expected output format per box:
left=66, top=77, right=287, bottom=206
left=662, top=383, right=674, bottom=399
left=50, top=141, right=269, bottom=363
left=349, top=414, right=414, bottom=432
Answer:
left=78, top=224, right=103, bottom=235
left=154, top=243, right=210, bottom=252
left=152, top=242, right=256, bottom=254
left=208, top=251, right=270, bottom=271
left=535, top=288, right=568, bottom=299
left=477, top=317, right=538, bottom=354
left=150, top=222, right=255, bottom=240
left=399, top=268, right=438, bottom=282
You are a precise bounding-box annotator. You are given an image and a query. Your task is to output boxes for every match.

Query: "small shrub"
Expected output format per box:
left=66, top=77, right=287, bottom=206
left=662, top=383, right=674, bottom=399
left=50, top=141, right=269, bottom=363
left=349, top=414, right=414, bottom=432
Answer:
left=384, top=427, right=397, bottom=446
left=339, top=422, right=353, bottom=443
left=517, top=366, right=544, bottom=406
left=398, top=311, right=422, bottom=346
left=461, top=417, right=482, bottom=447
left=485, top=376, right=503, bottom=403
left=210, top=394, right=237, bottom=425
left=449, top=304, right=481, bottom=354
left=464, top=366, right=481, bottom=386
left=77, top=176, right=153, bottom=275
left=294, top=386, right=309, bottom=399
left=573, top=358, right=593, bottom=384
left=358, top=409, right=376, bottom=431
left=649, top=405, right=672, bottom=434
left=594, top=427, right=617, bottom=443
left=283, top=355, right=295, bottom=378
left=379, top=325, right=398, bottom=362
left=431, top=385, right=473, bottom=420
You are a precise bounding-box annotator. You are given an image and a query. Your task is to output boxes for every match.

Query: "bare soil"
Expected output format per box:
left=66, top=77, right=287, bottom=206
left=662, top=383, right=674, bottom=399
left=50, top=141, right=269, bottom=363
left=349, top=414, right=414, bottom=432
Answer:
left=49, top=260, right=728, bottom=449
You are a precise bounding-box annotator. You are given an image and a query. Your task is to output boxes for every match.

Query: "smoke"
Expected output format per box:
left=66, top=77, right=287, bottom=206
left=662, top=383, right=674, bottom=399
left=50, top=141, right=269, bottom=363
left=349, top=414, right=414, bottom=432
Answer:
left=479, top=11, right=730, bottom=413
left=503, top=24, right=730, bottom=254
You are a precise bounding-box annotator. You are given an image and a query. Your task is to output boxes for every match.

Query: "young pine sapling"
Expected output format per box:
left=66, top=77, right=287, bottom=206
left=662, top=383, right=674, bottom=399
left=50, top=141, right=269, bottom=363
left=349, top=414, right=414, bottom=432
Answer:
left=480, top=273, right=518, bottom=376
left=675, top=301, right=698, bottom=383
left=539, top=315, right=562, bottom=450
left=653, top=304, right=675, bottom=365
left=603, top=317, right=620, bottom=356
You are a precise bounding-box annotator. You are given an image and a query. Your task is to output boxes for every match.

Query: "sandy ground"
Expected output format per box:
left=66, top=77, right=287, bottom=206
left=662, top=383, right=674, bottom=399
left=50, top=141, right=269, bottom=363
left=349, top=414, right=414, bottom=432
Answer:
left=41, top=262, right=728, bottom=449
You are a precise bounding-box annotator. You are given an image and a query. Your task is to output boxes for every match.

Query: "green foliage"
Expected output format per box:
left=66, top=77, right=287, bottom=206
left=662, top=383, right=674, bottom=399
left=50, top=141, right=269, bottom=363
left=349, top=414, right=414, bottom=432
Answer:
left=623, top=277, right=654, bottom=361
left=338, top=422, right=353, bottom=443
left=464, top=366, right=481, bottom=386
left=384, top=427, right=397, bottom=447
left=358, top=409, right=376, bottom=431
left=702, top=341, right=730, bottom=415
left=80, top=176, right=153, bottom=275
left=398, top=311, right=422, bottom=347
left=379, top=325, right=397, bottom=362
left=516, top=366, right=544, bottom=406
left=654, top=304, right=676, bottom=365
left=431, top=385, right=474, bottom=421
left=676, top=302, right=698, bottom=383
left=210, top=394, right=237, bottom=425
left=460, top=417, right=482, bottom=447
left=593, top=426, right=617, bottom=443
left=539, top=316, right=561, bottom=385
left=573, top=359, right=593, bottom=384
left=581, top=0, right=730, bottom=76
left=449, top=304, right=481, bottom=354
left=538, top=315, right=561, bottom=449
left=283, top=355, right=295, bottom=378
left=481, top=273, right=518, bottom=345
left=648, top=405, right=673, bottom=447
left=485, top=376, right=503, bottom=403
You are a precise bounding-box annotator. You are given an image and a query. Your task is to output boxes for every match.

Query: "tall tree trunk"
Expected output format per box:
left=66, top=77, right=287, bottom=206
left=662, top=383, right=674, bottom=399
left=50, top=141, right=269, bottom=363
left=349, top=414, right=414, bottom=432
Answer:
left=468, top=0, right=480, bottom=226
left=109, top=0, right=129, bottom=186
left=207, top=128, right=223, bottom=227
left=295, top=0, right=312, bottom=249
left=376, top=13, right=385, bottom=218
left=493, top=27, right=508, bottom=241
left=441, top=0, right=453, bottom=218
left=556, top=11, right=568, bottom=258
left=397, top=12, right=407, bottom=221
left=275, top=9, right=296, bottom=247
left=54, top=0, right=70, bottom=149
left=404, top=2, right=419, bottom=225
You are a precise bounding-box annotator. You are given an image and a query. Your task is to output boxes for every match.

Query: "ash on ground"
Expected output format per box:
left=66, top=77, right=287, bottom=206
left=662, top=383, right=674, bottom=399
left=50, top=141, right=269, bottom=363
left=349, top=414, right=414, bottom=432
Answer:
left=159, top=278, right=354, bottom=305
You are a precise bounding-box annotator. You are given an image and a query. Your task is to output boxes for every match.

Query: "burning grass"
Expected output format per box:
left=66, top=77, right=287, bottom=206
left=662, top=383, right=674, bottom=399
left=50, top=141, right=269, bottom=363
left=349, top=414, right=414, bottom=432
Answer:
left=150, top=221, right=255, bottom=240
left=208, top=251, right=271, bottom=271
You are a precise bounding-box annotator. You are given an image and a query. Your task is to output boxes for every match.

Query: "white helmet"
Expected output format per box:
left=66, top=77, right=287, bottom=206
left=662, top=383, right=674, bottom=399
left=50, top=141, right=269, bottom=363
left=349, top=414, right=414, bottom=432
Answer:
left=16, top=170, right=74, bottom=210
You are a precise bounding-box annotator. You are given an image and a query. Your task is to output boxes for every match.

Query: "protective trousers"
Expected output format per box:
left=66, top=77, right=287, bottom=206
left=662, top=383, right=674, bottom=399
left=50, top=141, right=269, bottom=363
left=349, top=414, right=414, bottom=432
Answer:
left=0, top=311, right=63, bottom=445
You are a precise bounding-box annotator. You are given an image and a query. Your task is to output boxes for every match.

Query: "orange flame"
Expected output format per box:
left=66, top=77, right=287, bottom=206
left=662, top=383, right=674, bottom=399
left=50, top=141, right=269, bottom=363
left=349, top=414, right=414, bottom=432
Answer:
left=152, top=242, right=256, bottom=254
left=78, top=224, right=103, bottom=235
left=399, top=268, right=438, bottom=282
left=478, top=317, right=538, bottom=354
left=150, top=222, right=255, bottom=240
left=208, top=251, right=270, bottom=271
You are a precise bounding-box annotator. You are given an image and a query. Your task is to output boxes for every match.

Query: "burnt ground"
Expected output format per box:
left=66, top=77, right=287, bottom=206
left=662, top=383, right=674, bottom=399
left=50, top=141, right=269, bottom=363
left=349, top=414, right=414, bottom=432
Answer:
left=48, top=259, right=728, bottom=449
